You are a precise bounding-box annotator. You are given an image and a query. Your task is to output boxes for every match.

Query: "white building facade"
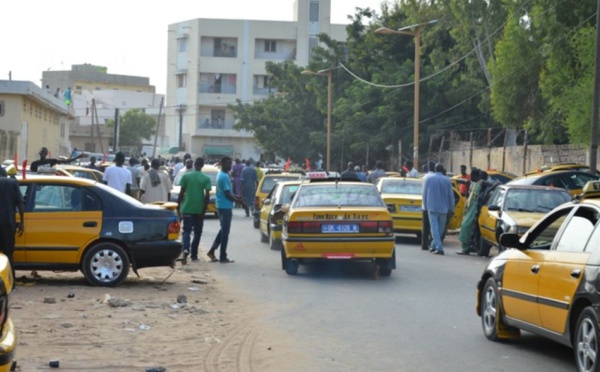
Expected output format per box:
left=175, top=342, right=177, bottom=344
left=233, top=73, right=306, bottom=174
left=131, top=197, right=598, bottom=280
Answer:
left=166, top=0, right=346, bottom=161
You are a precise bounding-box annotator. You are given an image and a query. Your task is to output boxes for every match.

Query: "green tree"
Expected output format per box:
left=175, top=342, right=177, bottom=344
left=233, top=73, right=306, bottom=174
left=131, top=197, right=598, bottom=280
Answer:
left=106, top=109, right=156, bottom=150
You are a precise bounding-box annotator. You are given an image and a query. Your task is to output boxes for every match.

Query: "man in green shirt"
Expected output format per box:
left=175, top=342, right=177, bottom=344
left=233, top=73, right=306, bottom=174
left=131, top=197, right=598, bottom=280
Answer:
left=177, top=158, right=212, bottom=261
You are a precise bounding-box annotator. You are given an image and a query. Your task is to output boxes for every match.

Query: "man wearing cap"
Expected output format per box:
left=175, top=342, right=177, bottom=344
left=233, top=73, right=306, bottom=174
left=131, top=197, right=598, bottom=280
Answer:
left=30, top=147, right=86, bottom=172
left=102, top=152, right=132, bottom=194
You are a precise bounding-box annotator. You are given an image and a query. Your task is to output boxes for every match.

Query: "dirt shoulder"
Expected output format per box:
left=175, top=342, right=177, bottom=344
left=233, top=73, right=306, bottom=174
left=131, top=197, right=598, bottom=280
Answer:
left=11, top=260, right=301, bottom=372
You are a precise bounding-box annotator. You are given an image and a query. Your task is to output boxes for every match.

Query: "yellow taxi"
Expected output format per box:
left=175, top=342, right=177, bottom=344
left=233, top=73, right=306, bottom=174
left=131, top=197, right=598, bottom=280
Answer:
left=578, top=180, right=600, bottom=201
left=477, top=184, right=572, bottom=256
left=171, top=165, right=219, bottom=216
left=281, top=176, right=396, bottom=276
left=15, top=175, right=182, bottom=286
left=477, top=198, right=600, bottom=371
left=58, top=164, right=104, bottom=182
left=259, top=181, right=303, bottom=250
left=377, top=177, right=466, bottom=241
left=526, top=162, right=594, bottom=175
left=508, top=170, right=599, bottom=197
left=487, top=170, right=517, bottom=184
left=0, top=255, right=16, bottom=372
left=253, top=171, right=304, bottom=228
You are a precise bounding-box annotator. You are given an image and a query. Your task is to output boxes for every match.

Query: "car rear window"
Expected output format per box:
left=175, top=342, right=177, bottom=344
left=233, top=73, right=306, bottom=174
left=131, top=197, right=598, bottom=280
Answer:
left=293, top=184, right=385, bottom=207
left=380, top=179, right=422, bottom=194
left=261, top=176, right=299, bottom=193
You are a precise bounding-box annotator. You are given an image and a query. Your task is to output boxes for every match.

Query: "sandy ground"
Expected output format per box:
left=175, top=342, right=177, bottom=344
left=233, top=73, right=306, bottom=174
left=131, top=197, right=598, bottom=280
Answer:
left=10, top=259, right=302, bottom=372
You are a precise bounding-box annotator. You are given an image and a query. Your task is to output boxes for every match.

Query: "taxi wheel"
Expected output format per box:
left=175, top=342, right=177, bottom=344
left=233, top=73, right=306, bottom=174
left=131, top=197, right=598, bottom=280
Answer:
left=253, top=217, right=260, bottom=229
left=481, top=277, right=500, bottom=341
left=260, top=229, right=268, bottom=243
left=575, top=307, right=600, bottom=372
left=285, top=259, right=299, bottom=275
left=82, top=242, right=130, bottom=287
left=269, top=232, right=281, bottom=251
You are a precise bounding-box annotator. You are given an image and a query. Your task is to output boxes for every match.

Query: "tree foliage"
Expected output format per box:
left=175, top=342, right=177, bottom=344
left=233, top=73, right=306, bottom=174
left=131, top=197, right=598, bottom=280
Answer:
left=106, top=109, right=156, bottom=149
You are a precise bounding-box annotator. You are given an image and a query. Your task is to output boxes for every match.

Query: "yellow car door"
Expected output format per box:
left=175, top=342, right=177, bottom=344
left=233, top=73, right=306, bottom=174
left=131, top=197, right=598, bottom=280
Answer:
left=447, top=188, right=465, bottom=230
left=537, top=206, right=597, bottom=334
left=25, top=184, right=101, bottom=264
left=479, top=187, right=505, bottom=245
left=259, top=185, right=278, bottom=239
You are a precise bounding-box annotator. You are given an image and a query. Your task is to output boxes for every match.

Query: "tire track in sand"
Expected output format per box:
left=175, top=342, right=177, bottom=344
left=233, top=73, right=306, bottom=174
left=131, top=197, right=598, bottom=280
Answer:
left=203, top=319, right=259, bottom=372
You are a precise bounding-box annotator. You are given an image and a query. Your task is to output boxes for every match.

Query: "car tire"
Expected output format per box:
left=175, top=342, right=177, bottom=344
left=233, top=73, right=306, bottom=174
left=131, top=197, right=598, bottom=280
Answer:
left=269, top=231, right=280, bottom=250
left=481, top=277, right=501, bottom=341
left=82, top=242, right=130, bottom=287
left=253, top=217, right=259, bottom=229
left=575, top=307, right=600, bottom=372
left=281, top=247, right=288, bottom=270
left=260, top=229, right=268, bottom=243
left=479, top=238, right=492, bottom=258
left=285, top=259, right=299, bottom=276
left=379, top=267, right=392, bottom=277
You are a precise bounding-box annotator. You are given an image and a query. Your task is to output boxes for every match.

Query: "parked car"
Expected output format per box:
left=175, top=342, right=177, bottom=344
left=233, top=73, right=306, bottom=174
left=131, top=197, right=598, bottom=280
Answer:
left=477, top=184, right=572, bottom=256
left=170, top=165, right=219, bottom=216
left=259, top=180, right=303, bottom=250
left=15, top=175, right=182, bottom=286
left=508, top=170, right=599, bottom=196
left=58, top=164, right=104, bottom=182
left=0, top=254, right=17, bottom=372
left=476, top=197, right=600, bottom=372
left=281, top=180, right=396, bottom=276
left=253, top=171, right=304, bottom=228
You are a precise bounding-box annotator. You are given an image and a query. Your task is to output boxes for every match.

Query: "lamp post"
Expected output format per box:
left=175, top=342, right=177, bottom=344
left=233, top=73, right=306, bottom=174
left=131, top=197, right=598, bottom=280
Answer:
left=375, top=20, right=437, bottom=171
left=301, top=68, right=333, bottom=171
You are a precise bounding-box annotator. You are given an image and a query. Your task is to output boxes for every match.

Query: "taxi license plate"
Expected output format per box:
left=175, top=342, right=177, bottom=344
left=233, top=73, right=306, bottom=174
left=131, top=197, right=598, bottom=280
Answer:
left=400, top=205, right=421, bottom=212
left=322, top=224, right=359, bottom=233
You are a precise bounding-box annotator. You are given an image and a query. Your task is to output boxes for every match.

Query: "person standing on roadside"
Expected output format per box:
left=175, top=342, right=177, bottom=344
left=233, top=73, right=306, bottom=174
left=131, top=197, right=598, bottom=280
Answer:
left=207, top=156, right=247, bottom=263
left=30, top=147, right=86, bottom=172
left=178, top=158, right=212, bottom=262
left=421, top=161, right=436, bottom=250
left=457, top=169, right=483, bottom=255
left=458, top=164, right=471, bottom=197
left=367, top=161, right=386, bottom=184
left=87, top=156, right=101, bottom=171
left=404, top=160, right=419, bottom=178
left=0, top=168, right=25, bottom=277
left=102, top=152, right=132, bottom=194
left=422, top=163, right=455, bottom=255
left=127, top=157, right=142, bottom=199
left=240, top=160, right=258, bottom=217
left=341, top=162, right=360, bottom=181
left=139, top=158, right=172, bottom=203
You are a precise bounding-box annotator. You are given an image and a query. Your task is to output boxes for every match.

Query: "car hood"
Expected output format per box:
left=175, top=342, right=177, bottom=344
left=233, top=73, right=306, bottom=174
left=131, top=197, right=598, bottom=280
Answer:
left=503, top=211, right=547, bottom=228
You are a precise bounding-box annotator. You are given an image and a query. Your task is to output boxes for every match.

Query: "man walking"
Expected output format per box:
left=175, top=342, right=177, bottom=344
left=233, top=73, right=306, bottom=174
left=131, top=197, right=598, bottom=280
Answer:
left=178, top=158, right=212, bottom=262
left=422, top=163, right=455, bottom=255
left=102, top=152, right=132, bottom=194
left=140, top=158, right=172, bottom=203
left=240, top=160, right=258, bottom=217
left=0, top=168, right=25, bottom=276
left=127, top=157, right=142, bottom=199
left=421, top=161, right=436, bottom=250
left=207, top=156, right=247, bottom=263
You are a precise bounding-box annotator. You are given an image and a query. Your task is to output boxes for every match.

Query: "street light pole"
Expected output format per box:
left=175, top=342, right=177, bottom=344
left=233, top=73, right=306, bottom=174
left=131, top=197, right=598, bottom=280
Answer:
left=375, top=20, right=437, bottom=171
left=301, top=68, right=335, bottom=171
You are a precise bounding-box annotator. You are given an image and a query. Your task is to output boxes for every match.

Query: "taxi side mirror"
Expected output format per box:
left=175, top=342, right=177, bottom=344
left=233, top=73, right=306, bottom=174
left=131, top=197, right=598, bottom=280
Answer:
left=499, top=233, right=524, bottom=250
left=263, top=198, right=271, bottom=206
left=488, top=205, right=500, bottom=211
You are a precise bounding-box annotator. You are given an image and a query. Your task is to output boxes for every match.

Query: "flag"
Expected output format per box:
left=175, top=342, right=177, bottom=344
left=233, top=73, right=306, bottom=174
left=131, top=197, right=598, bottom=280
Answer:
left=304, top=157, right=311, bottom=171
left=285, top=157, right=291, bottom=171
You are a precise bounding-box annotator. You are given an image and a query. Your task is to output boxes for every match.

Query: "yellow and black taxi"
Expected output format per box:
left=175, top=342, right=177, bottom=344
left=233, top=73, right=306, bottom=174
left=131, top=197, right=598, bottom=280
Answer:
left=526, top=162, right=597, bottom=176
left=259, top=180, right=303, bottom=250
left=476, top=197, right=600, bottom=372
left=253, top=171, right=304, bottom=228
left=15, top=175, right=182, bottom=286
left=58, top=164, right=104, bottom=182
left=578, top=180, right=600, bottom=201
left=508, top=170, right=599, bottom=197
left=171, top=165, right=219, bottom=216
left=281, top=176, right=396, bottom=276
left=487, top=170, right=517, bottom=184
left=0, top=255, right=16, bottom=372
left=477, top=184, right=572, bottom=256
left=377, top=176, right=466, bottom=241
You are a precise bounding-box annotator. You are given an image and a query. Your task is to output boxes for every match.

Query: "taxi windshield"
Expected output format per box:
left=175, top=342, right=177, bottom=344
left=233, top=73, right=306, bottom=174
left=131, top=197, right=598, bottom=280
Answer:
left=504, top=188, right=571, bottom=213
left=380, top=179, right=422, bottom=194
left=293, top=184, right=385, bottom=208
left=261, top=176, right=299, bottom=193
left=280, top=185, right=299, bottom=204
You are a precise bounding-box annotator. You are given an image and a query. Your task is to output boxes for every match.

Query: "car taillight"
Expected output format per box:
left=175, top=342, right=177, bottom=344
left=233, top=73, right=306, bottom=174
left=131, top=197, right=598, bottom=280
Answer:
left=168, top=221, right=180, bottom=234
left=378, top=221, right=393, bottom=233
left=359, top=221, right=378, bottom=233
left=287, top=221, right=302, bottom=233
left=303, top=221, right=321, bottom=233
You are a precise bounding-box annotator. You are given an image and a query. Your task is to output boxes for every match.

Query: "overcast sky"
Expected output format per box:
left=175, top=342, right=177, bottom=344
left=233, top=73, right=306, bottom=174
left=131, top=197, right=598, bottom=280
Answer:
left=2, top=0, right=386, bottom=94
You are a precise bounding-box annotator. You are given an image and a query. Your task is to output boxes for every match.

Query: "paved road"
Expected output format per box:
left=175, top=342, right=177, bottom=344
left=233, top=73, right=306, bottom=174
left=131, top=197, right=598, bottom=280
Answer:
left=200, top=210, right=574, bottom=371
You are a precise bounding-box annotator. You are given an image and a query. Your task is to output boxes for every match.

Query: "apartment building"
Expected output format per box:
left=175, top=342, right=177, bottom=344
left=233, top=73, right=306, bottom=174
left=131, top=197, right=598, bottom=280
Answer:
left=166, top=0, right=346, bottom=160
left=0, top=80, right=70, bottom=163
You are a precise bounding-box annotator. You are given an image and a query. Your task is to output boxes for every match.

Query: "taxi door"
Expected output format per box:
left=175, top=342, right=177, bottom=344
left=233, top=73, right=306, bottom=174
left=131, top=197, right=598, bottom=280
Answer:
left=259, top=184, right=278, bottom=236
left=479, top=187, right=505, bottom=245
left=447, top=187, right=466, bottom=230
left=537, top=206, right=597, bottom=334
left=502, top=206, right=573, bottom=328
left=24, top=184, right=102, bottom=264
left=13, top=184, right=30, bottom=264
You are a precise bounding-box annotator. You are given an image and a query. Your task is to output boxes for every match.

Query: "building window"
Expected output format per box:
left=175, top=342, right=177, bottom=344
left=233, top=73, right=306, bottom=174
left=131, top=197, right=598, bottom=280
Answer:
left=199, top=73, right=236, bottom=94
left=176, top=73, right=187, bottom=88
left=264, top=40, right=277, bottom=52
left=213, top=38, right=237, bottom=57
left=211, top=110, right=225, bottom=128
left=178, top=38, right=187, bottom=52
left=308, top=37, right=318, bottom=60
left=0, top=101, right=4, bottom=117
left=309, top=1, right=319, bottom=22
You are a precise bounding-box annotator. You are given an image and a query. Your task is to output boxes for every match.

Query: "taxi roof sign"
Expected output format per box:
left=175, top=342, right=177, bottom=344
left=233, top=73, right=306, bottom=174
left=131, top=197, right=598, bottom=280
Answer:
left=306, top=171, right=329, bottom=179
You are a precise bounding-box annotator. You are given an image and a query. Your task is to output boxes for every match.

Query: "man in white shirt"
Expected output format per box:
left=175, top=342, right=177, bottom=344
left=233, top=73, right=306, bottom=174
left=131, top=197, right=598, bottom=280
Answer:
left=140, top=158, right=172, bottom=203
left=102, top=152, right=132, bottom=194
left=127, top=157, right=142, bottom=199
